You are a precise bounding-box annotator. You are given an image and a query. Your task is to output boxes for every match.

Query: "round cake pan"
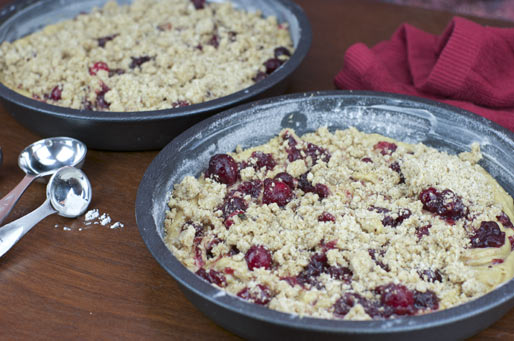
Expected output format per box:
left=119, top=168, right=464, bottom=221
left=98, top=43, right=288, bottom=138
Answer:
left=135, top=90, right=514, bottom=340
left=0, top=0, right=311, bottom=151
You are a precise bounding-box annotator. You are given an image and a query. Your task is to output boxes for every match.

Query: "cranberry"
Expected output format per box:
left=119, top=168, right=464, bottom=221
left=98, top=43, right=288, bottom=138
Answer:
left=262, top=178, right=293, bottom=207
left=95, top=82, right=110, bottom=110
left=89, top=61, right=109, bottom=75
left=368, top=249, right=390, bottom=272
left=416, top=224, right=432, bottom=240
left=172, top=100, right=190, bottom=108
left=237, top=284, right=272, bottom=305
left=191, top=0, right=205, bottom=9
left=195, top=268, right=227, bottom=287
left=369, top=206, right=390, bottom=214
left=305, top=143, right=331, bottom=164
left=382, top=208, right=411, bottom=228
left=298, top=173, right=315, bottom=193
left=327, top=266, right=352, bottom=283
left=194, top=243, right=204, bottom=268
left=413, top=290, right=439, bottom=311
left=264, top=58, right=283, bottom=74
left=315, top=184, right=330, bottom=199
left=470, top=221, right=505, bottom=248
left=497, top=212, right=513, bottom=229
left=224, top=210, right=245, bottom=228
left=492, top=258, right=504, bottom=264
left=318, top=212, right=336, bottom=222
left=419, top=187, right=467, bottom=222
left=237, top=180, right=262, bottom=198
left=228, top=245, right=240, bottom=256
left=221, top=196, right=247, bottom=218
left=129, top=55, right=152, bottom=69
left=274, top=46, right=291, bottom=58
left=108, top=68, right=125, bottom=77
left=252, top=71, right=267, bottom=82
left=205, top=154, right=239, bottom=185
left=251, top=151, right=276, bottom=171
left=296, top=253, right=329, bottom=287
left=182, top=221, right=205, bottom=238
left=376, top=283, right=415, bottom=316
left=208, top=34, right=220, bottom=48
left=418, top=269, right=442, bottom=283
left=245, top=245, right=272, bottom=270
left=320, top=239, right=338, bottom=251
left=510, top=236, right=514, bottom=251
left=206, top=238, right=221, bottom=259
left=287, top=145, right=303, bottom=162
left=49, top=86, right=62, bottom=101
left=97, top=33, right=118, bottom=47
left=389, top=161, right=405, bottom=184
left=281, top=276, right=298, bottom=287
left=333, top=293, right=363, bottom=318
left=373, top=141, right=397, bottom=155
left=361, top=157, right=373, bottom=163
left=274, top=172, right=296, bottom=189
left=224, top=267, right=235, bottom=275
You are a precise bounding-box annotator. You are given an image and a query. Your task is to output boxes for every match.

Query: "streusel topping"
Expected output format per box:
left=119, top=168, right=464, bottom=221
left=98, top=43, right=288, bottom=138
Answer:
left=0, top=0, right=293, bottom=111
left=164, top=127, right=514, bottom=320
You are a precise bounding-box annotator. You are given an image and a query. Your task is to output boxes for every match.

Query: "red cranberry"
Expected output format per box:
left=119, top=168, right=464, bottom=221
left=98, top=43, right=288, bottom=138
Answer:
left=182, top=221, right=205, bottom=238
left=419, top=187, right=467, bottom=222
left=333, top=293, right=363, bottom=318
left=228, top=245, right=240, bottom=256
left=373, top=141, right=398, bottom=155
left=205, top=154, right=239, bottom=185
left=237, top=180, right=262, bottom=198
left=497, top=212, right=513, bottom=229
left=327, top=266, right=352, bottom=283
left=194, top=243, right=204, bottom=268
left=264, top=58, right=283, bottom=74
left=298, top=173, right=315, bottom=193
left=509, top=236, right=514, bottom=251
left=129, top=55, right=152, bottom=69
left=470, top=221, right=505, bottom=248
left=245, top=245, right=272, bottom=270
left=274, top=172, right=296, bottom=189
left=250, top=151, right=276, bottom=171
left=206, top=238, right=222, bottom=259
left=413, top=290, right=439, bottom=311
left=376, top=283, right=415, bottom=316
left=492, top=258, right=504, bottom=264
left=368, top=249, right=390, bottom=272
left=252, top=71, right=267, bottom=82
left=318, top=212, right=336, bottom=222
left=208, top=34, right=219, bottom=48
left=221, top=196, right=248, bottom=218
left=361, top=157, right=373, bottom=163
left=224, top=267, right=235, bottom=275
left=95, top=81, right=110, bottom=110
left=320, top=239, right=338, bottom=251
left=237, top=284, right=272, bottom=305
left=274, top=46, right=291, bottom=58
left=418, top=269, right=442, bottom=283
left=305, top=142, right=331, bottom=164
left=49, top=86, right=62, bottom=101
left=191, top=0, right=205, bottom=9
left=172, top=100, right=190, bottom=108
left=416, top=224, right=432, bottom=240
left=97, top=33, right=118, bottom=47
left=389, top=161, right=405, bottom=184
left=224, top=210, right=245, bottom=228
left=296, top=253, right=329, bottom=287
left=108, top=68, right=125, bottom=77
left=195, top=268, right=227, bottom=287
left=315, top=184, right=330, bottom=199
left=89, top=61, right=109, bottom=75
left=262, top=178, right=293, bottom=207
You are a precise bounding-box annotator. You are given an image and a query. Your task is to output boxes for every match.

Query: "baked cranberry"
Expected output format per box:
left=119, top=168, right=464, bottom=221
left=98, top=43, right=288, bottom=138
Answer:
left=305, top=142, right=331, bottom=164
left=369, top=206, right=390, bottom=214
left=492, top=258, right=504, bottom=264
left=251, top=151, right=276, bottom=171
left=237, top=284, right=272, bottom=305
left=280, top=276, right=298, bottom=287
left=274, top=46, right=291, bottom=58
left=108, top=68, right=125, bottom=77
left=274, top=172, right=296, bottom=189
left=245, top=245, right=272, bottom=270
left=368, top=249, right=390, bottom=272
left=470, top=221, right=505, bottom=248
left=361, top=157, right=373, bottom=163
left=389, top=161, right=405, bottom=184
left=497, top=212, right=514, bottom=229
left=191, top=0, right=205, bottom=9
left=49, top=86, right=62, bottom=101
left=237, top=180, right=262, bottom=198
left=298, top=173, right=315, bottom=193
left=206, top=238, right=221, bottom=259
left=195, top=268, right=227, bottom=287
left=376, top=283, right=415, bottom=316
left=262, top=178, right=293, bottom=207
left=413, top=290, right=439, bottom=311
left=328, top=266, right=352, bottom=283
left=416, top=224, right=432, bottom=240
left=509, top=236, right=514, bottom=251
left=318, top=212, right=336, bottom=222
left=382, top=208, right=411, bottom=228
left=221, top=197, right=248, bottom=218
left=95, top=82, right=110, bottom=110
left=208, top=34, right=220, bottom=48
left=97, top=33, right=118, bottom=47
left=224, top=210, right=245, bottom=228
left=264, top=58, right=283, bottom=74
left=182, top=221, right=205, bottom=238
left=129, top=55, right=152, bottom=69
left=315, top=184, right=330, bottom=199
left=287, top=145, right=303, bottom=162
left=373, top=141, right=397, bottom=155
left=172, top=100, right=190, bottom=108
left=252, top=71, right=267, bottom=82
left=224, top=267, right=235, bottom=275
left=419, top=187, right=467, bottom=222
left=418, top=269, right=442, bottom=283
left=296, top=253, right=329, bottom=287
left=228, top=245, right=240, bottom=256
left=194, top=243, right=204, bottom=268
left=333, top=293, right=363, bottom=318
left=320, top=239, right=338, bottom=251
left=205, top=154, right=239, bottom=185
left=89, top=61, right=109, bottom=75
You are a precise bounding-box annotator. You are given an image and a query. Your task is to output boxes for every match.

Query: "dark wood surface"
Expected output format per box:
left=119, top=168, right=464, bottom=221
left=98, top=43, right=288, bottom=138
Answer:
left=1, top=0, right=512, bottom=339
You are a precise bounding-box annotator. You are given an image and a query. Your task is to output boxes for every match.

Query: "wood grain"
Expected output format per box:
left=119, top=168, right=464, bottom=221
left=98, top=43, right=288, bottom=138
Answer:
left=0, top=0, right=512, bottom=339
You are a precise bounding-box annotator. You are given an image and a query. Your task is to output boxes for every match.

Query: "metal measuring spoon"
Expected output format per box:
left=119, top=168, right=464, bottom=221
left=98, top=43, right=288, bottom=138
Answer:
left=0, top=137, right=87, bottom=225
left=0, top=166, right=92, bottom=257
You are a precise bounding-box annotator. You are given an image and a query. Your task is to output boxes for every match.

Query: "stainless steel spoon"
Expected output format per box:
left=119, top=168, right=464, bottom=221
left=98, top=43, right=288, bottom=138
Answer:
left=0, top=137, right=87, bottom=225
left=0, top=166, right=92, bottom=257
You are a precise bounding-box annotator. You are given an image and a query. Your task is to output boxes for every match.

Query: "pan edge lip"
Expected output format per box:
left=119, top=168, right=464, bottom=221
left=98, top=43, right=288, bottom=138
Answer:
left=135, top=89, right=514, bottom=335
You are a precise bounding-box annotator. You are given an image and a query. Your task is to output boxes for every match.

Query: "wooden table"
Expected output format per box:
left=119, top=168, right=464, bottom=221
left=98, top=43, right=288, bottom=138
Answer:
left=1, top=0, right=512, bottom=339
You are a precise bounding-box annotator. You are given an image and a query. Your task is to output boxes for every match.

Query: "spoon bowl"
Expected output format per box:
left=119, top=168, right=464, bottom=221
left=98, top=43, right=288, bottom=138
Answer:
left=0, top=137, right=87, bottom=224
left=0, top=166, right=92, bottom=257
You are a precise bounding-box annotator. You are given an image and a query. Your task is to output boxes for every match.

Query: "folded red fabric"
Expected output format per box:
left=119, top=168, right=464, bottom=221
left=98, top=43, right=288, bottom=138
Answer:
left=334, top=17, right=514, bottom=132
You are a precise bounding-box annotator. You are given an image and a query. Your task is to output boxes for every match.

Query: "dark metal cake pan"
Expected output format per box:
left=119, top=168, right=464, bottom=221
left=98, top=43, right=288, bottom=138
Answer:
left=0, top=0, right=311, bottom=151
left=135, top=91, right=514, bottom=340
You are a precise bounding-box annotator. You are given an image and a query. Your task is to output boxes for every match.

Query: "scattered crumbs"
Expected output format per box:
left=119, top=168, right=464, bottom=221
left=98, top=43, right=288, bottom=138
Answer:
left=63, top=226, right=71, bottom=231
left=85, top=208, right=100, bottom=221
left=110, top=222, right=124, bottom=229
left=53, top=209, right=125, bottom=232
left=54, top=224, right=59, bottom=228
left=99, top=213, right=112, bottom=226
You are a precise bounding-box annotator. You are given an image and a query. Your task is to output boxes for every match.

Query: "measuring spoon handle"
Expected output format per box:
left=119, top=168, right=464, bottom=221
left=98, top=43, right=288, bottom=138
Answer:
left=0, top=198, right=56, bottom=257
left=0, top=174, right=37, bottom=225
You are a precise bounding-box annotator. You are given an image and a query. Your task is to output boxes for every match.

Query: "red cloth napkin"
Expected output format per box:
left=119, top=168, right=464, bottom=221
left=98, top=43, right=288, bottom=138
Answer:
left=334, top=17, right=514, bottom=132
